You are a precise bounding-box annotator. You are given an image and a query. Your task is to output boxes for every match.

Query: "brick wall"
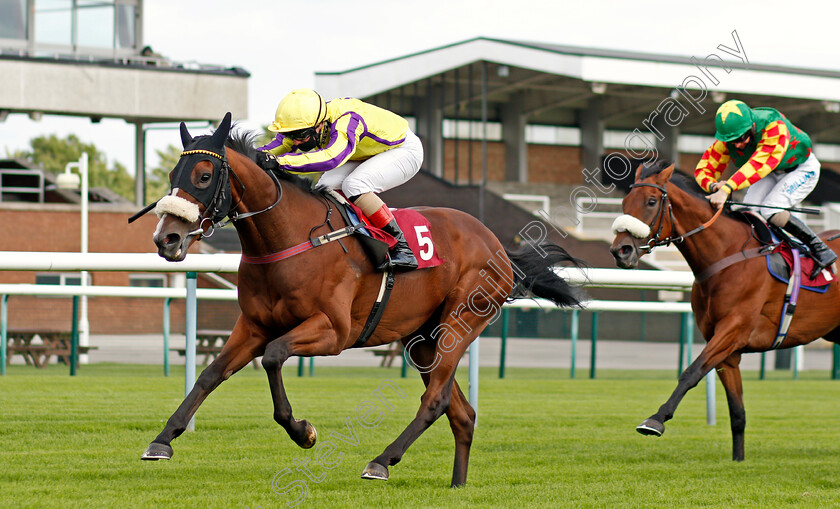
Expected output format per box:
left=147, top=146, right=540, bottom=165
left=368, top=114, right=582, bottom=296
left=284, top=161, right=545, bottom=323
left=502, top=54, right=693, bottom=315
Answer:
left=0, top=203, right=241, bottom=334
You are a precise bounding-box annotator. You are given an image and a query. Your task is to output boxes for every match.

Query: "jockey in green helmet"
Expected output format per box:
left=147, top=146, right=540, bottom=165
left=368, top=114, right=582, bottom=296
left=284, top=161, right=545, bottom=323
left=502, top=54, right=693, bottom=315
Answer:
left=696, top=100, right=836, bottom=278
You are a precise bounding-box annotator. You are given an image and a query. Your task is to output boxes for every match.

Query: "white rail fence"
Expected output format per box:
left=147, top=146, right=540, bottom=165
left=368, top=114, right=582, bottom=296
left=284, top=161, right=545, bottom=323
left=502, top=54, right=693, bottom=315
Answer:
left=0, top=252, right=721, bottom=423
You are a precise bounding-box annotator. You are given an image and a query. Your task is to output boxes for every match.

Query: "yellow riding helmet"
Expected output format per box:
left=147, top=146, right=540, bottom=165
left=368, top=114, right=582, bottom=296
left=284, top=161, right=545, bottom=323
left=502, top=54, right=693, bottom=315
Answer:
left=268, top=89, right=327, bottom=133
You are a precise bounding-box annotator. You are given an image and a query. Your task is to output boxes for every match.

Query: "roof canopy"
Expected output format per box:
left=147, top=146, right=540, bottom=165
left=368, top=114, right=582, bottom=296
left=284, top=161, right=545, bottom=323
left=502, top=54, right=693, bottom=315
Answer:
left=316, top=37, right=840, bottom=143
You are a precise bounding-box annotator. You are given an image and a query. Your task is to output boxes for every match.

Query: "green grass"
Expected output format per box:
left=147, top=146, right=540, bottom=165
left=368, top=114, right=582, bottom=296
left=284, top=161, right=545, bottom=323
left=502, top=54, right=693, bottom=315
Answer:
left=2, top=364, right=840, bottom=508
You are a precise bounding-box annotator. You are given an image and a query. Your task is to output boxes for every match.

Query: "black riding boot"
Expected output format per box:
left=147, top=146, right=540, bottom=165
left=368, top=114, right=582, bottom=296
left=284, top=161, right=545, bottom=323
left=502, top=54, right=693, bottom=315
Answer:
left=782, top=215, right=837, bottom=278
left=379, top=219, right=418, bottom=271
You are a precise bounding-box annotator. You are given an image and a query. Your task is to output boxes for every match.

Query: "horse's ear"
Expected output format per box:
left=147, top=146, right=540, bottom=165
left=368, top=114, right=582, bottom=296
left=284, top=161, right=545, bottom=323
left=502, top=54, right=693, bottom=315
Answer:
left=634, top=163, right=645, bottom=182
left=210, top=112, right=232, bottom=147
left=179, top=122, right=192, bottom=148
left=657, top=163, right=675, bottom=184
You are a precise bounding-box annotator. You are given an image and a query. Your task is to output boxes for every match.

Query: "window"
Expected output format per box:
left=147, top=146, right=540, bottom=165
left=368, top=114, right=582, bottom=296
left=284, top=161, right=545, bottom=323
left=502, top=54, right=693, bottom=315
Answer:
left=34, top=0, right=72, bottom=46
left=77, top=1, right=115, bottom=48
left=0, top=0, right=28, bottom=40
left=129, top=274, right=166, bottom=288
left=35, top=273, right=89, bottom=285
left=26, top=0, right=140, bottom=55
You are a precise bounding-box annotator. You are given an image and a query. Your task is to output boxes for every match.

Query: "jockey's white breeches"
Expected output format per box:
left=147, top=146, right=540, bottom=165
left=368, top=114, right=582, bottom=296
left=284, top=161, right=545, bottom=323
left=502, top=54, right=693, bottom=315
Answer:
left=743, top=153, right=821, bottom=220
left=317, top=129, right=423, bottom=197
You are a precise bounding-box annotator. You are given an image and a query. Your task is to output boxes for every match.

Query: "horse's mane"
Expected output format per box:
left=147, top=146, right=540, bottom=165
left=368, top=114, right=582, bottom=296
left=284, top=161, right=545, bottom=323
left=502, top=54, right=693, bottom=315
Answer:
left=639, top=160, right=737, bottom=219
left=224, top=130, right=320, bottom=195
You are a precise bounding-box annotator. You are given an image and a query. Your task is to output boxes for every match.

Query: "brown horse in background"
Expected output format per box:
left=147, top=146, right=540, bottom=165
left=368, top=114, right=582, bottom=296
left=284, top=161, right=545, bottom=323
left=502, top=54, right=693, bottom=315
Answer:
left=139, top=113, right=585, bottom=486
left=610, top=161, right=840, bottom=461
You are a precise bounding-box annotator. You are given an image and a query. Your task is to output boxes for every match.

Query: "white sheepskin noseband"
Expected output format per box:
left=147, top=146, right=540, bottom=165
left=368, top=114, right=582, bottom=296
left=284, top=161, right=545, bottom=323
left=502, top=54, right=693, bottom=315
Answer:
left=611, top=214, right=651, bottom=239
left=155, top=193, right=200, bottom=223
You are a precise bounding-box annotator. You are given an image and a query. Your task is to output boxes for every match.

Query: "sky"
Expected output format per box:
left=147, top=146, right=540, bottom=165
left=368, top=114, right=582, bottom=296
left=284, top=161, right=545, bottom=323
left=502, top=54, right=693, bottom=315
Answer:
left=2, top=0, right=839, bottom=179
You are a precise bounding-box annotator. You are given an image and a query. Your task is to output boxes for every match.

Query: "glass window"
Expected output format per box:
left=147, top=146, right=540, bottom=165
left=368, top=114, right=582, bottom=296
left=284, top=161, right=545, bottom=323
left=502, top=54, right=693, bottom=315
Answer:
left=35, top=0, right=73, bottom=46
left=35, top=273, right=88, bottom=285
left=115, top=3, right=135, bottom=49
left=0, top=0, right=28, bottom=39
left=77, top=2, right=114, bottom=48
left=35, top=274, right=61, bottom=285
left=129, top=274, right=166, bottom=288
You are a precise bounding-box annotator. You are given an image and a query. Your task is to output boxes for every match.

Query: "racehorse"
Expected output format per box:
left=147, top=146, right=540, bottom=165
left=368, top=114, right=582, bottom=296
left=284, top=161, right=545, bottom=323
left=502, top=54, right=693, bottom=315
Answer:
left=139, top=113, right=585, bottom=487
left=610, top=160, right=840, bottom=461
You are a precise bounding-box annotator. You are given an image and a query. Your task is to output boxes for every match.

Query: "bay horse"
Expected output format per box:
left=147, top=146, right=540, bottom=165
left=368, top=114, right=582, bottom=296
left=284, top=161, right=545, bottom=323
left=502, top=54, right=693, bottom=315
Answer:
left=610, top=160, right=840, bottom=461
left=139, top=113, right=585, bottom=487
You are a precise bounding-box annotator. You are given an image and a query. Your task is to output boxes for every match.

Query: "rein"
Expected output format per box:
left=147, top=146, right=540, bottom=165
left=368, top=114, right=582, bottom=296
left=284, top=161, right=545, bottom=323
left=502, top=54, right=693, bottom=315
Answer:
left=630, top=182, right=723, bottom=253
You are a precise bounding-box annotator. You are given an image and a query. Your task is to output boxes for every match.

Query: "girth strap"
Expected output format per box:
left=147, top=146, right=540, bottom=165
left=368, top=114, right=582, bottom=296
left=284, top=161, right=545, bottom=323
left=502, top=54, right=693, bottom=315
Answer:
left=352, top=268, right=396, bottom=348
left=695, top=245, right=776, bottom=283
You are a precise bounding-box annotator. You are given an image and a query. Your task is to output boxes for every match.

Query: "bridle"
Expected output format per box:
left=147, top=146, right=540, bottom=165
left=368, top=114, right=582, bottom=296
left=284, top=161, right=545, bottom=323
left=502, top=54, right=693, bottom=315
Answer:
left=181, top=148, right=284, bottom=240
left=629, top=182, right=723, bottom=253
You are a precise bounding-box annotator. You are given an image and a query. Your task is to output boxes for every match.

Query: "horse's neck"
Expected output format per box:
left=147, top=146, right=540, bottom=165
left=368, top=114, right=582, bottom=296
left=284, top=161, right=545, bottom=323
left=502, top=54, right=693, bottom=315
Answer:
left=667, top=184, right=753, bottom=275
left=230, top=168, right=326, bottom=257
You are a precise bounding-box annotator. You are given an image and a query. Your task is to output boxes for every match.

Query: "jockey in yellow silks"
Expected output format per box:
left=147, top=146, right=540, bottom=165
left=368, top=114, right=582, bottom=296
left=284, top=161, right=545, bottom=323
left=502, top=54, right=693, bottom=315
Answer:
left=696, top=99, right=836, bottom=278
left=259, top=89, right=422, bottom=270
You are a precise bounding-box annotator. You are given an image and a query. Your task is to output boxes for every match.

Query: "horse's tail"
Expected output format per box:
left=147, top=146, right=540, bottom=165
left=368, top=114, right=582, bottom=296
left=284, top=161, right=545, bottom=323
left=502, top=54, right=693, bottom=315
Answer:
left=505, top=242, right=585, bottom=308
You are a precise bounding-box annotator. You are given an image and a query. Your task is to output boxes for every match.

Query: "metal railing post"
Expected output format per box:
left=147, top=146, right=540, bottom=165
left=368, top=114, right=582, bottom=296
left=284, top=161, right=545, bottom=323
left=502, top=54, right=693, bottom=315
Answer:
left=499, top=308, right=509, bottom=379
left=570, top=309, right=579, bottom=379
left=1, top=294, right=7, bottom=375
left=589, top=312, right=598, bottom=379
left=163, top=298, right=171, bottom=377
left=70, top=295, right=79, bottom=376
left=185, top=272, right=197, bottom=431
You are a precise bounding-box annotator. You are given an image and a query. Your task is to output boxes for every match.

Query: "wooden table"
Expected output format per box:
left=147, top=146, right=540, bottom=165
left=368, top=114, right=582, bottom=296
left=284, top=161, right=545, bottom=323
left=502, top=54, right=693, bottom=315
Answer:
left=170, top=329, right=258, bottom=368
left=5, top=329, right=97, bottom=368
left=372, top=342, right=404, bottom=367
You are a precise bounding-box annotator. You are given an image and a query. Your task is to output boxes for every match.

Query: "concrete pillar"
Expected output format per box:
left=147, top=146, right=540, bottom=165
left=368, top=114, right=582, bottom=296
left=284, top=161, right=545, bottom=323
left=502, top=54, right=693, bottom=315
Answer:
left=579, top=96, right=604, bottom=172
left=654, top=119, right=680, bottom=168
left=502, top=92, right=528, bottom=182
left=414, top=83, right=444, bottom=178
left=134, top=122, right=146, bottom=206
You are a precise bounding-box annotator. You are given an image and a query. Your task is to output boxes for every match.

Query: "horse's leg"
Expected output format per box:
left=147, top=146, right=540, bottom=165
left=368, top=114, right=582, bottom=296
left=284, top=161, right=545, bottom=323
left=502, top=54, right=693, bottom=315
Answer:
left=393, top=335, right=476, bottom=487
left=142, top=318, right=264, bottom=460
left=362, top=323, right=477, bottom=486
left=637, top=321, right=746, bottom=437
left=715, top=353, right=746, bottom=461
left=446, top=378, right=475, bottom=487
left=261, top=313, right=340, bottom=449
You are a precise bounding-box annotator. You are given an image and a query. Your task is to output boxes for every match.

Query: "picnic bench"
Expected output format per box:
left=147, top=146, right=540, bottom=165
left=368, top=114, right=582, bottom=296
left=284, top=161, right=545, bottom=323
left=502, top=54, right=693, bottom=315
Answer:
left=372, top=342, right=404, bottom=367
left=170, top=329, right=259, bottom=368
left=5, top=329, right=98, bottom=368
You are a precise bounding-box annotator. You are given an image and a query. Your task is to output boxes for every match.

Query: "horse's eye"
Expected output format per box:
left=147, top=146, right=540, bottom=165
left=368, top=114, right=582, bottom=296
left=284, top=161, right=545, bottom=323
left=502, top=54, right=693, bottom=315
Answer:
left=200, top=173, right=211, bottom=183
left=647, top=197, right=658, bottom=206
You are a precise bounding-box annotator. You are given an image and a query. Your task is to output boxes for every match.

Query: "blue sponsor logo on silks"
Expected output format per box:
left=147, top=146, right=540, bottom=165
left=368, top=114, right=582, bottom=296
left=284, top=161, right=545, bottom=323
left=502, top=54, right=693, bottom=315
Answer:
left=784, top=170, right=816, bottom=194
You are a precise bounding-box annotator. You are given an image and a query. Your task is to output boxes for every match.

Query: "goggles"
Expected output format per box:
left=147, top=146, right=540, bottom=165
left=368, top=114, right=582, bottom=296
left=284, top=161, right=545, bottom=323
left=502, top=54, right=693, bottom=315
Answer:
left=285, top=126, right=318, bottom=141
left=732, top=130, right=751, bottom=144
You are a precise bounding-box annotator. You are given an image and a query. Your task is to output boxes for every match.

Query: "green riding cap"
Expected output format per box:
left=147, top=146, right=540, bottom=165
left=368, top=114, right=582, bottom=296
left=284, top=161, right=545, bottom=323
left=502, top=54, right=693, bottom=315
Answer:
left=714, top=100, right=754, bottom=142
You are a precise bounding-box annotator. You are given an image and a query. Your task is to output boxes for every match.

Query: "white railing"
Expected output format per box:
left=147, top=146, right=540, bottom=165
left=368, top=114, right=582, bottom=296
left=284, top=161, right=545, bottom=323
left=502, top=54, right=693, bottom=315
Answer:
left=502, top=194, right=551, bottom=217
left=0, top=252, right=719, bottom=422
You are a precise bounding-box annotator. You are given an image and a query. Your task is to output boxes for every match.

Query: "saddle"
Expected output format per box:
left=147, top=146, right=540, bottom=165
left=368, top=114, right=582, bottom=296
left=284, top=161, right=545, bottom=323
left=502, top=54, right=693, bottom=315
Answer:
left=323, top=190, right=444, bottom=271
left=734, top=211, right=832, bottom=292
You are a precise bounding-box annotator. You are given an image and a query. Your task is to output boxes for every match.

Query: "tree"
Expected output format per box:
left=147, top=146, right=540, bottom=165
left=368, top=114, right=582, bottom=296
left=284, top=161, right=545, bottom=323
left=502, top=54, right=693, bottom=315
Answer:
left=11, top=134, right=135, bottom=201
left=144, top=126, right=278, bottom=203
left=146, top=144, right=180, bottom=203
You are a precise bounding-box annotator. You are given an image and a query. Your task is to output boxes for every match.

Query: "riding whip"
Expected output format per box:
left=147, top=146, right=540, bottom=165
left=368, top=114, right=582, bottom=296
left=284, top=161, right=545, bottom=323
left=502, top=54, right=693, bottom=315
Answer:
left=728, top=201, right=822, bottom=215
left=127, top=200, right=158, bottom=223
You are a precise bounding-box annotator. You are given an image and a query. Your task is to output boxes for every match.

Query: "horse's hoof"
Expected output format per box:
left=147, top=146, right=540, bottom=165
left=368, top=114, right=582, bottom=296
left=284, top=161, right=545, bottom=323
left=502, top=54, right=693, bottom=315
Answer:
left=296, top=419, right=317, bottom=449
left=361, top=461, right=389, bottom=481
left=636, top=418, right=665, bottom=437
left=141, top=442, right=174, bottom=460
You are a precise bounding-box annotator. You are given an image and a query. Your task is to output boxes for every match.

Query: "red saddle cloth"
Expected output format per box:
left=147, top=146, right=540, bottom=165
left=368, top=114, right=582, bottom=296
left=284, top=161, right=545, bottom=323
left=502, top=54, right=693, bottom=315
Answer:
left=348, top=203, right=444, bottom=270
left=773, top=243, right=834, bottom=287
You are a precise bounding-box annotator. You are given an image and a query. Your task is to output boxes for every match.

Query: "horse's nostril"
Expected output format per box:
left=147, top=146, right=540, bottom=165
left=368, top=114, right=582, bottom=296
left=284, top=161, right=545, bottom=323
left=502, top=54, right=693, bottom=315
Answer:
left=164, top=233, right=180, bottom=246
left=620, top=245, right=632, bottom=257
